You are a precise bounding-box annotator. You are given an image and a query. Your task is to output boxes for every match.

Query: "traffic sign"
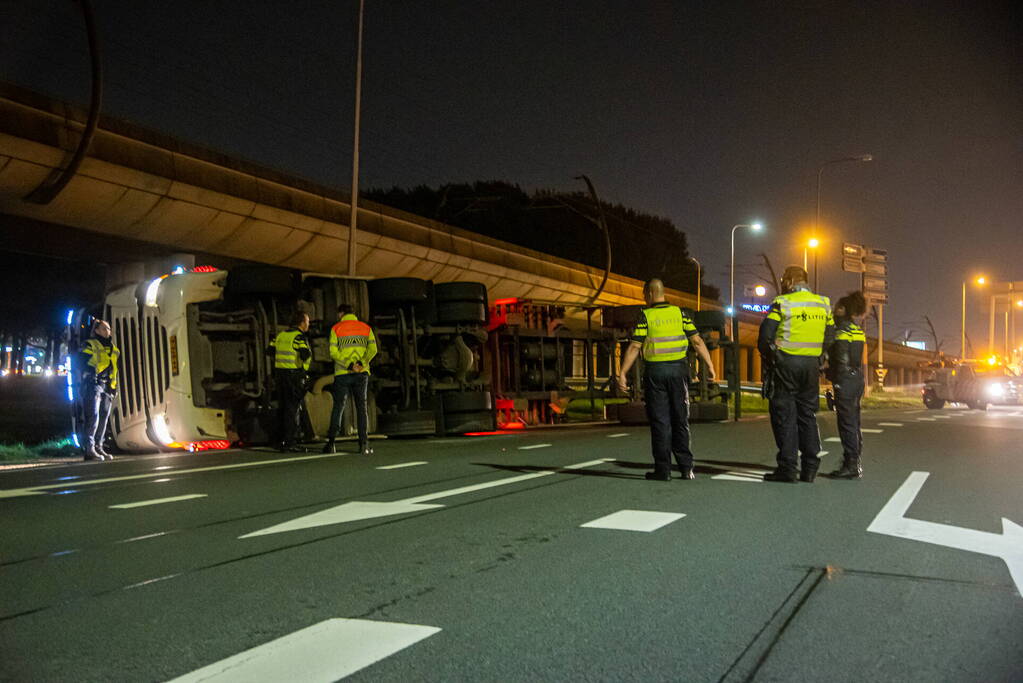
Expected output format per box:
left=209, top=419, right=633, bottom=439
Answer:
left=864, top=261, right=887, bottom=276
left=865, top=291, right=888, bottom=304
left=842, top=242, right=865, bottom=258
left=865, top=247, right=888, bottom=262
left=842, top=257, right=866, bottom=273
left=863, top=276, right=888, bottom=291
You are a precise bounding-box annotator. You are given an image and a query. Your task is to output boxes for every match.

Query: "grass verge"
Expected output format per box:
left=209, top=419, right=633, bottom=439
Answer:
left=0, top=437, right=78, bottom=462
left=738, top=389, right=922, bottom=415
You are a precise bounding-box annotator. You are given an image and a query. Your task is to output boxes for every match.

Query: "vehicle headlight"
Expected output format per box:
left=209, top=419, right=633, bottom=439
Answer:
left=986, top=383, right=1005, bottom=398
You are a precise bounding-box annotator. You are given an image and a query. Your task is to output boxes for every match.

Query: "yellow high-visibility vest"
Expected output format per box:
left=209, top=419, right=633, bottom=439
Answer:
left=82, top=337, right=119, bottom=388
left=635, top=304, right=697, bottom=362
left=767, top=289, right=833, bottom=356
left=272, top=329, right=311, bottom=371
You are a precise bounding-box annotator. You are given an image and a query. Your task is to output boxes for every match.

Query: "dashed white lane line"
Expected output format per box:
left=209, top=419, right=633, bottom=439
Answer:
left=878, top=422, right=904, bottom=427
left=109, top=494, right=207, bottom=509
left=904, top=410, right=926, bottom=415
left=861, top=428, right=884, bottom=433
left=712, top=474, right=762, bottom=482
left=825, top=437, right=842, bottom=442
left=375, top=462, right=427, bottom=470
left=932, top=415, right=952, bottom=419
left=166, top=618, right=441, bottom=683
left=581, top=509, right=685, bottom=532
left=607, top=433, right=629, bottom=438
left=916, top=417, right=937, bottom=422
left=518, top=443, right=552, bottom=450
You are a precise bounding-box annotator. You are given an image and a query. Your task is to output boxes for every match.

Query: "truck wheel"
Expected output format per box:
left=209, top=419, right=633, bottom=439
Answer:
left=435, top=282, right=487, bottom=304
left=376, top=410, right=436, bottom=437
left=618, top=402, right=649, bottom=425
left=436, top=301, right=487, bottom=324
left=922, top=392, right=944, bottom=410
left=443, top=410, right=496, bottom=435
left=369, top=278, right=431, bottom=306
left=967, top=401, right=988, bottom=411
left=441, top=390, right=492, bottom=413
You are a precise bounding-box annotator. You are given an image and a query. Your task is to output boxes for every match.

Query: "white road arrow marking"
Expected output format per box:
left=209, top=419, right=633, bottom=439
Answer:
left=240, top=458, right=611, bottom=538
left=867, top=471, right=1023, bottom=595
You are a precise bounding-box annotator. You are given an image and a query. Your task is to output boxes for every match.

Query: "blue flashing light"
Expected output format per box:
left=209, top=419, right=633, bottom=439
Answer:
left=172, top=265, right=186, bottom=274
left=56, top=474, right=81, bottom=481
left=741, top=303, right=771, bottom=314
left=71, top=433, right=81, bottom=448
left=67, top=385, right=74, bottom=402
left=54, top=489, right=80, bottom=495
left=66, top=309, right=75, bottom=325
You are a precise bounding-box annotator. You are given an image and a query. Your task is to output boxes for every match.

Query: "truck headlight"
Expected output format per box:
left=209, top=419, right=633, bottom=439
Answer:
left=986, top=383, right=1005, bottom=398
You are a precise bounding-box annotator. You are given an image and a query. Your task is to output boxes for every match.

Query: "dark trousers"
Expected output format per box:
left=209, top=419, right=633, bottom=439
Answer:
left=643, top=361, right=693, bottom=474
left=276, top=369, right=307, bottom=445
left=768, top=354, right=822, bottom=473
left=83, top=382, right=113, bottom=450
left=834, top=374, right=864, bottom=464
left=327, top=372, right=369, bottom=445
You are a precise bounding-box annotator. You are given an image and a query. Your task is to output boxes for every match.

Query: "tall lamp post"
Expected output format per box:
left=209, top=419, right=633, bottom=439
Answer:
left=689, top=255, right=702, bottom=311
left=729, top=222, right=763, bottom=320
left=346, top=0, right=366, bottom=277
left=803, top=237, right=819, bottom=277
left=962, top=275, right=987, bottom=359
left=814, top=154, right=873, bottom=291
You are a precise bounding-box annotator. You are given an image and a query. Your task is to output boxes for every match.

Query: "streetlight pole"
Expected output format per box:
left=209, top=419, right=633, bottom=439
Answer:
left=962, top=276, right=987, bottom=359
left=688, top=256, right=701, bottom=311
left=815, top=154, right=873, bottom=292
left=346, top=0, right=365, bottom=277
left=730, top=223, right=763, bottom=320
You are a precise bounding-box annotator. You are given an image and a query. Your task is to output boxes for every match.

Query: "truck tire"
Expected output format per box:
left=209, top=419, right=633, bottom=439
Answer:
left=441, top=390, right=492, bottom=413
left=922, top=392, right=944, bottom=410
left=435, top=282, right=487, bottom=304
left=967, top=400, right=988, bottom=411
left=376, top=410, right=436, bottom=437
left=368, top=278, right=431, bottom=306
left=617, top=402, right=649, bottom=425
left=436, top=301, right=487, bottom=324
left=443, top=410, right=496, bottom=435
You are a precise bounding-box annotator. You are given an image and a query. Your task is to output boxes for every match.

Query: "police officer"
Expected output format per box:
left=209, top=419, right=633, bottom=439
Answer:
left=827, top=291, right=867, bottom=479
left=617, top=278, right=716, bottom=480
left=323, top=304, right=378, bottom=455
left=758, top=266, right=835, bottom=483
left=271, top=311, right=311, bottom=452
left=79, top=319, right=119, bottom=461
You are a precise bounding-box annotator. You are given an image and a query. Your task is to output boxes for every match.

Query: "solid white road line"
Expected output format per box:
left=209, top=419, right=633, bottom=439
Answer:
left=861, top=428, right=884, bottom=433
left=166, top=618, right=441, bottom=683
left=878, top=422, right=904, bottom=427
left=109, top=494, right=207, bottom=509
left=518, top=443, right=552, bottom=450
left=607, top=433, right=629, bottom=438
left=0, top=452, right=347, bottom=499
left=711, top=473, right=763, bottom=482
left=904, top=410, right=926, bottom=415
left=916, top=417, right=937, bottom=422
left=825, top=436, right=842, bottom=442
left=375, top=462, right=427, bottom=470
left=581, top=509, right=685, bottom=532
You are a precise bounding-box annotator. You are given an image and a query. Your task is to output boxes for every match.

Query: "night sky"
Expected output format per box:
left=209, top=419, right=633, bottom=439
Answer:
left=2, top=1, right=1020, bottom=353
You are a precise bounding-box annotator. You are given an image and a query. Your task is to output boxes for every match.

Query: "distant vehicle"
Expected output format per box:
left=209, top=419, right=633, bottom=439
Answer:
left=922, top=361, right=1021, bottom=410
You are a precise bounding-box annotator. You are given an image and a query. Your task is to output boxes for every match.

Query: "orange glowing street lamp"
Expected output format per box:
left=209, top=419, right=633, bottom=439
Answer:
left=803, top=237, right=820, bottom=286
left=962, top=275, right=987, bottom=358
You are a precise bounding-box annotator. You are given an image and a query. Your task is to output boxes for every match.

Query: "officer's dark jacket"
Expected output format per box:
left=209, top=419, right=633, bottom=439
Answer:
left=827, top=318, right=866, bottom=382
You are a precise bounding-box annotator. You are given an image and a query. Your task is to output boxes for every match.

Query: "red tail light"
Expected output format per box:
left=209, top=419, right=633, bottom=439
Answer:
left=188, top=440, right=231, bottom=452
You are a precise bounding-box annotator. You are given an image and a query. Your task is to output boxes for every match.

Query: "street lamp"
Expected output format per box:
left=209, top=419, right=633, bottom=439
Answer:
left=730, top=222, right=763, bottom=320
left=347, top=0, right=366, bottom=277
left=961, top=275, right=987, bottom=359
left=688, top=255, right=702, bottom=311
left=803, top=237, right=819, bottom=273
left=815, top=154, right=873, bottom=291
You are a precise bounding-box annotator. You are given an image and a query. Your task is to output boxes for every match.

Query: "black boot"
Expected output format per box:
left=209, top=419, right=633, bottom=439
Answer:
left=828, top=460, right=862, bottom=479
left=763, top=469, right=798, bottom=483
left=800, top=461, right=820, bottom=483
left=322, top=439, right=336, bottom=454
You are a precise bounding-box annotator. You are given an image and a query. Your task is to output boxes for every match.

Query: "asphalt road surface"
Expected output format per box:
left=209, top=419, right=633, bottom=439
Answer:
left=2, top=405, right=1022, bottom=682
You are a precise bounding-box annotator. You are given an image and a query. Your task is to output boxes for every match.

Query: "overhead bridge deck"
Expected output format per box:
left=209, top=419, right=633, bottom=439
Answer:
left=0, top=82, right=931, bottom=383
